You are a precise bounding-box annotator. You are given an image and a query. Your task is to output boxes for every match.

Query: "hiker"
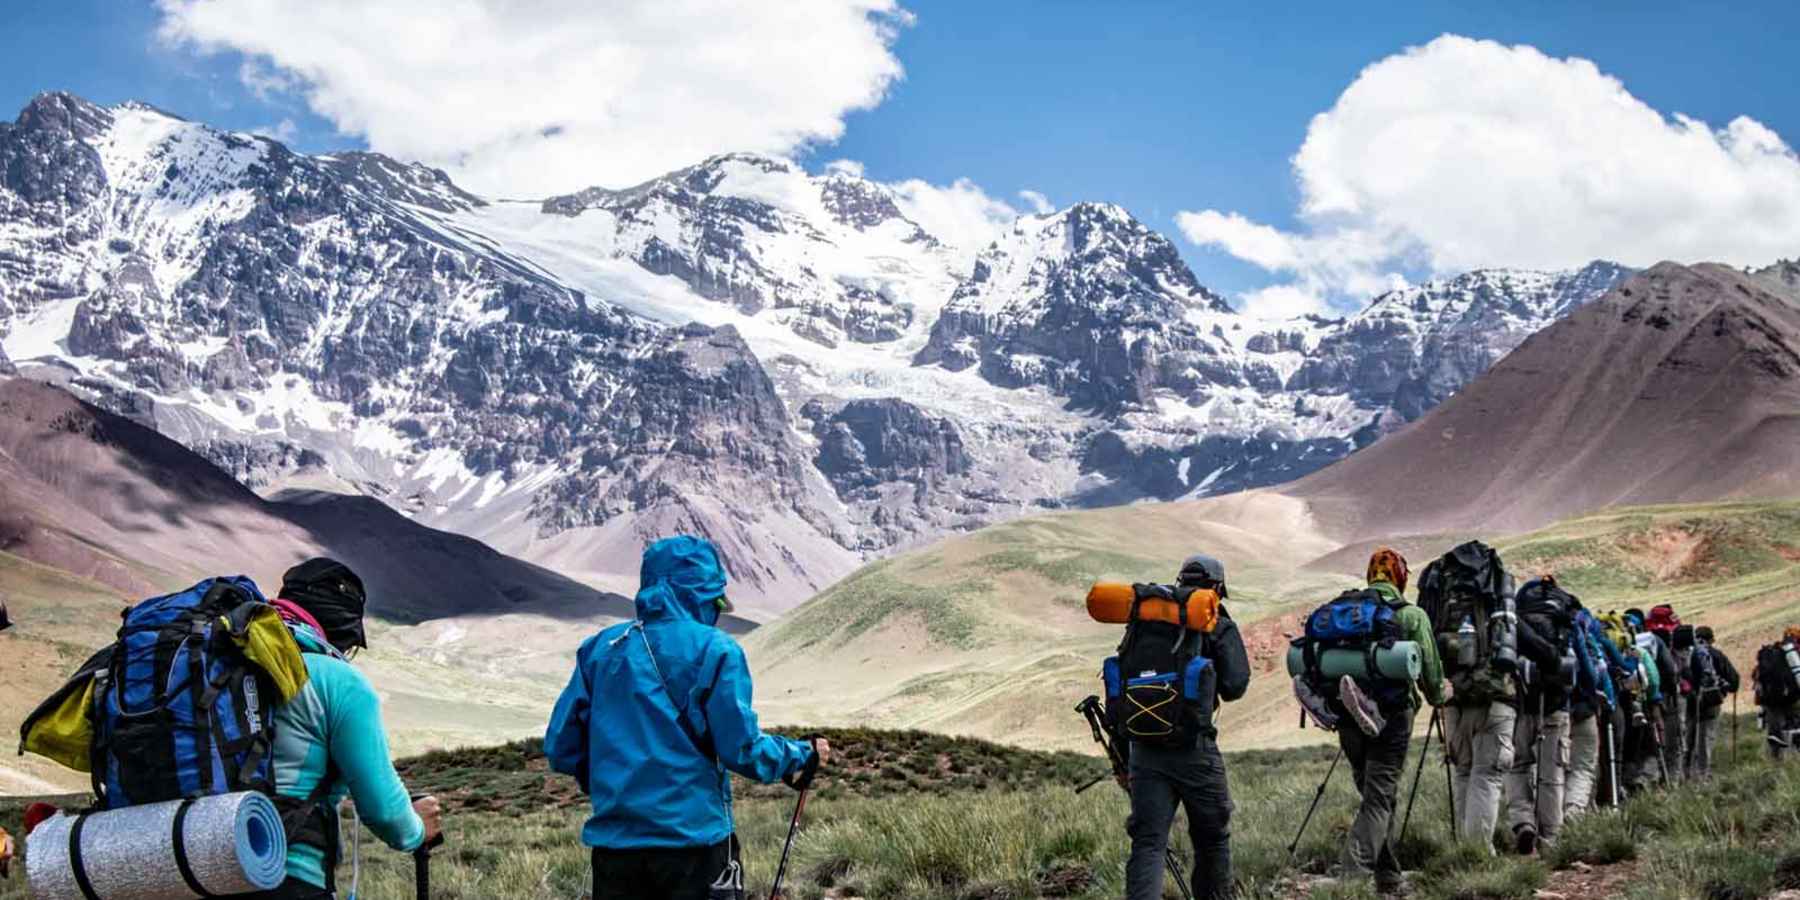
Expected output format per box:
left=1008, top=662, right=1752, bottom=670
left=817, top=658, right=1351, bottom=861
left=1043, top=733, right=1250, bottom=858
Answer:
left=1623, top=608, right=1679, bottom=786
left=1753, top=626, right=1800, bottom=760
left=1627, top=612, right=1663, bottom=795
left=545, top=535, right=827, bottom=900
left=1112, top=555, right=1250, bottom=900
left=1639, top=605, right=1690, bottom=783
left=1564, top=605, right=1625, bottom=817
left=1313, top=548, right=1444, bottom=896
left=250, top=558, right=443, bottom=899
left=1504, top=577, right=1583, bottom=855
left=1418, top=541, right=1517, bottom=854
left=1684, top=625, right=1739, bottom=781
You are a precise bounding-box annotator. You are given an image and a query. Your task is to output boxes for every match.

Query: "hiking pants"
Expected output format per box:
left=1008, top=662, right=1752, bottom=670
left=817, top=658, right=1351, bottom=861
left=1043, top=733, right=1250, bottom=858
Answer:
left=1563, top=711, right=1600, bottom=820
left=1445, top=701, right=1515, bottom=852
left=1505, top=706, right=1569, bottom=848
left=1126, top=739, right=1235, bottom=900
left=1337, top=702, right=1413, bottom=886
left=1660, top=696, right=1687, bottom=783
left=1689, top=708, right=1722, bottom=780
left=1624, top=703, right=1665, bottom=790
left=591, top=839, right=741, bottom=900
left=1767, top=703, right=1800, bottom=759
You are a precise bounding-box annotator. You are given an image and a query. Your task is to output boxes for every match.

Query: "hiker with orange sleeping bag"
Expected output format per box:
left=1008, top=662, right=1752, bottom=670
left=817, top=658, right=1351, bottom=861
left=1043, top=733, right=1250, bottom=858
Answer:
left=1089, top=554, right=1250, bottom=900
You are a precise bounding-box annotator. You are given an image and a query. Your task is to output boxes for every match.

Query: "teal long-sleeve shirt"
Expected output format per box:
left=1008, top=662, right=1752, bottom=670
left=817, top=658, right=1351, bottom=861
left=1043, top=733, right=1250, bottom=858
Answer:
left=272, top=626, right=425, bottom=889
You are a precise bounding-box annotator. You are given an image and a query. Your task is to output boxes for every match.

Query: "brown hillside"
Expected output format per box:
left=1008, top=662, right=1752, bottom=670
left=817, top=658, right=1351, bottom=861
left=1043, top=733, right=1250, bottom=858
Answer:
left=1292, top=261, right=1800, bottom=539
left=0, top=376, right=640, bottom=623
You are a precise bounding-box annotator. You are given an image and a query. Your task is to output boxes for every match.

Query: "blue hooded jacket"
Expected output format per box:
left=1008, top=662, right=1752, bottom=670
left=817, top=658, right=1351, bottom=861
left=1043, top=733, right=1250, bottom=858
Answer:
left=1571, top=610, right=1617, bottom=714
left=544, top=536, right=814, bottom=849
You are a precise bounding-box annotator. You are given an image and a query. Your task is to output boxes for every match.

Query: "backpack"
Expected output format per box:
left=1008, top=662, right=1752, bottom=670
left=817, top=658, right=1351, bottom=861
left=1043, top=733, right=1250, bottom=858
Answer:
left=1691, top=643, right=1723, bottom=705
left=1103, top=583, right=1217, bottom=750
left=20, top=578, right=341, bottom=886
left=1517, top=579, right=1579, bottom=691
left=1295, top=588, right=1410, bottom=707
left=1757, top=642, right=1800, bottom=708
left=1418, top=541, right=1519, bottom=701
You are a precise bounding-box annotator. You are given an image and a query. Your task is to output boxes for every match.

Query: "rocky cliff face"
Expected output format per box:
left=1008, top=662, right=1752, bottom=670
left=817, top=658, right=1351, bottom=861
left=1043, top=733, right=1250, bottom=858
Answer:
left=0, top=92, right=1631, bottom=612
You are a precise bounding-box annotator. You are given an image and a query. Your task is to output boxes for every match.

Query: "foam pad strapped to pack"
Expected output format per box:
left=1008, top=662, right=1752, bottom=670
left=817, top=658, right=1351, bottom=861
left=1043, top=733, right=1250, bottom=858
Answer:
left=1087, top=582, right=1219, bottom=631
left=1285, top=641, right=1422, bottom=682
left=27, top=792, right=288, bottom=899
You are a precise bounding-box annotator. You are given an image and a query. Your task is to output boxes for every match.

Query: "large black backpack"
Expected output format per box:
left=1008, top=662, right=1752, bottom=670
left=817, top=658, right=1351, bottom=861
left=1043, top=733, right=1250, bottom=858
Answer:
left=1103, top=584, right=1217, bottom=750
left=1691, top=643, right=1724, bottom=705
left=1418, top=541, right=1519, bottom=701
left=1757, top=642, right=1800, bottom=708
left=1516, top=579, right=1579, bottom=690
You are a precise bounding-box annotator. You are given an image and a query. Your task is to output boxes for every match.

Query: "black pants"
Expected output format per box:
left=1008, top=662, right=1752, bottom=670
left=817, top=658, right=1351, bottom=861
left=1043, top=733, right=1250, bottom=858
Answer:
left=1338, top=702, right=1413, bottom=884
left=1126, top=739, right=1234, bottom=900
left=592, top=838, right=740, bottom=900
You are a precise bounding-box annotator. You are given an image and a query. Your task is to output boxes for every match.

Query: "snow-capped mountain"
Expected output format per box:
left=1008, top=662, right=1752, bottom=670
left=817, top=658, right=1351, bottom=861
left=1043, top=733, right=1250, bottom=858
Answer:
left=0, top=93, right=1629, bottom=615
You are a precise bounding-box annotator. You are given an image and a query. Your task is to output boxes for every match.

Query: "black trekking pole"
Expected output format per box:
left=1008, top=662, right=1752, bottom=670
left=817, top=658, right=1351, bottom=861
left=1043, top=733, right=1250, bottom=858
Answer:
left=1442, top=712, right=1457, bottom=836
left=770, top=736, right=823, bottom=900
left=1732, top=691, right=1739, bottom=767
left=412, top=828, right=445, bottom=900
left=1397, top=708, right=1438, bottom=847
left=1076, top=697, right=1191, bottom=900
left=1532, top=694, right=1548, bottom=831
left=1287, top=747, right=1343, bottom=863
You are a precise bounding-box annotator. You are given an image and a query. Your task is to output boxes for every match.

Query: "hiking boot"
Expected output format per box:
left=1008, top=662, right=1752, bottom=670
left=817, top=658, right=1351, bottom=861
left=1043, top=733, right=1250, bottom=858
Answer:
left=1376, top=873, right=1412, bottom=897
left=1514, top=825, right=1537, bottom=856
left=1293, top=676, right=1339, bottom=731
left=1339, top=676, right=1386, bottom=736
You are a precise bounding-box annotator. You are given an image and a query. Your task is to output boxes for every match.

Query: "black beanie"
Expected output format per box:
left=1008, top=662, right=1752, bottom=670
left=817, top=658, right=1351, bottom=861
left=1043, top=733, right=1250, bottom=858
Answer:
left=280, top=558, right=367, bottom=651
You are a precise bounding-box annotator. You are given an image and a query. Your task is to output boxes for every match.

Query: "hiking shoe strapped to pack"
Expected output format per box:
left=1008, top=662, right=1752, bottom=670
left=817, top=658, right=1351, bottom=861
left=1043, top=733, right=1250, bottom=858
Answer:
left=1339, top=675, right=1387, bottom=737
left=1293, top=675, right=1340, bottom=731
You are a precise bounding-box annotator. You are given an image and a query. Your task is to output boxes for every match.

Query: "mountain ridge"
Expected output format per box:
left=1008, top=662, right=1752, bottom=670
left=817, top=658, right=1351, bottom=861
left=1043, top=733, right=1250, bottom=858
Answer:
left=0, top=91, right=1629, bottom=612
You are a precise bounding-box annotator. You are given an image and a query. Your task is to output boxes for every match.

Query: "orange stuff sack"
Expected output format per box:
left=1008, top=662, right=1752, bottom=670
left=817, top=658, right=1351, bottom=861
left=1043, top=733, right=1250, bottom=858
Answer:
left=1087, top=582, right=1220, bottom=632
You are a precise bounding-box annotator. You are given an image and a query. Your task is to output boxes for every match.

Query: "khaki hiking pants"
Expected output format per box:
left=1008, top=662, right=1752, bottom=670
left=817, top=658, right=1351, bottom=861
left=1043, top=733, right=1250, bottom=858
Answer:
left=1445, top=701, right=1516, bottom=853
left=1506, top=707, right=1570, bottom=847
left=1689, top=710, right=1722, bottom=780
left=1563, top=712, right=1601, bottom=820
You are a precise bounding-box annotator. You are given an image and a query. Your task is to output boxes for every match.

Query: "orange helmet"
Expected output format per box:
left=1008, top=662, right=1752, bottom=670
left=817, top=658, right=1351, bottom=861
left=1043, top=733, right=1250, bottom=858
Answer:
left=1367, top=547, right=1410, bottom=595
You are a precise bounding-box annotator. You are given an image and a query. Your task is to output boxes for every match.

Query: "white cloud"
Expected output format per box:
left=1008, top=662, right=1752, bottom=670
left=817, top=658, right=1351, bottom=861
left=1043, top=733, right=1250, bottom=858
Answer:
left=157, top=0, right=911, bottom=196
left=1017, top=190, right=1054, bottom=215
left=250, top=118, right=298, bottom=143
left=824, top=159, right=866, bottom=178
left=1236, top=284, right=1333, bottom=320
left=889, top=176, right=1030, bottom=266
left=1179, top=34, right=1800, bottom=306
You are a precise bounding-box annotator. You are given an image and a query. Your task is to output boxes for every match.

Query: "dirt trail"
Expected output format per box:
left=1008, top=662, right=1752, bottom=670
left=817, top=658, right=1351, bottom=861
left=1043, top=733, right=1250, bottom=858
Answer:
left=1535, top=858, right=1643, bottom=899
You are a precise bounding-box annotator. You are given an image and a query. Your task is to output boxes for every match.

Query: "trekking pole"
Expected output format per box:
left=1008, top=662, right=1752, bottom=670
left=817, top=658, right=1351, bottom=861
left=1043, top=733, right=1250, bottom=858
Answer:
left=1442, top=711, right=1457, bottom=835
left=1396, top=707, right=1437, bottom=848
left=1287, top=747, right=1343, bottom=862
left=413, top=832, right=444, bottom=900
left=770, top=736, right=823, bottom=900
left=1732, top=692, right=1739, bottom=767
left=1532, top=694, right=1548, bottom=827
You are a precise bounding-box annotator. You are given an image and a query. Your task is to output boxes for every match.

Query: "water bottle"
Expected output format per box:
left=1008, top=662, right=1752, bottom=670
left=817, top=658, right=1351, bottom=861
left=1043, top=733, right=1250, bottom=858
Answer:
left=1456, top=616, right=1478, bottom=668
left=1488, top=596, right=1519, bottom=674
left=1785, top=640, right=1800, bottom=683
left=1558, top=646, right=1579, bottom=686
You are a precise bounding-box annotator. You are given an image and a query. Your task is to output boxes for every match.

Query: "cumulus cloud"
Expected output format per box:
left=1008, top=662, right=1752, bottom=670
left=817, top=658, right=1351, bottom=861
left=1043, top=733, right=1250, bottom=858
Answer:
left=250, top=118, right=298, bottom=143
left=889, top=177, right=1034, bottom=265
left=157, top=0, right=911, bottom=196
left=1180, top=34, right=1800, bottom=310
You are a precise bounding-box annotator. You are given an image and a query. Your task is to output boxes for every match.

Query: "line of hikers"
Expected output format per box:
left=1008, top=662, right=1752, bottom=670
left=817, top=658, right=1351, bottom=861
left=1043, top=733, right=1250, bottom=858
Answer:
left=13, top=534, right=1800, bottom=899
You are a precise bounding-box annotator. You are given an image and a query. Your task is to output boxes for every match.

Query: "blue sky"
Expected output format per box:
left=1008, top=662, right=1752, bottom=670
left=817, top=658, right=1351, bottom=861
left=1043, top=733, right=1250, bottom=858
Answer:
left=4, top=1, right=1798, bottom=311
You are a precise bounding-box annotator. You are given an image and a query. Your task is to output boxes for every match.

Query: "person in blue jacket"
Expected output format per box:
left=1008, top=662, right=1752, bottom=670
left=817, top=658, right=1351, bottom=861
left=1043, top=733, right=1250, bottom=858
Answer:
left=546, top=535, right=829, bottom=900
left=1563, top=605, right=1618, bottom=818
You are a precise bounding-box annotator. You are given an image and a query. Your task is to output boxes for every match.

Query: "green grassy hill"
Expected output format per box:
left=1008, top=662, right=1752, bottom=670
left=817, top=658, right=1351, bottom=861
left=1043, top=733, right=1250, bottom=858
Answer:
left=9, top=723, right=1796, bottom=900
left=747, top=497, right=1800, bottom=754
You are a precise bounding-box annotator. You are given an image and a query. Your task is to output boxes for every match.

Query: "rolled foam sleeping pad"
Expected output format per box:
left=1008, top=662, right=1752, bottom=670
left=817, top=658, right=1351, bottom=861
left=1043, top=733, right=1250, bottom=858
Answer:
left=1285, top=641, right=1422, bottom=682
left=1087, top=582, right=1220, bottom=631
left=27, top=791, right=287, bottom=899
